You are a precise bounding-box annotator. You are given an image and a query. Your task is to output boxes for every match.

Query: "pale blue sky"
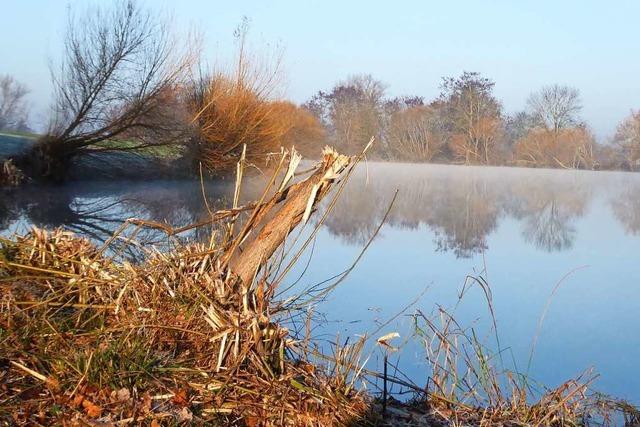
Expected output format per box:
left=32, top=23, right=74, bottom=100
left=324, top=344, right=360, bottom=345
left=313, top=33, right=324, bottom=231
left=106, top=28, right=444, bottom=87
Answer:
left=1, top=0, right=639, bottom=138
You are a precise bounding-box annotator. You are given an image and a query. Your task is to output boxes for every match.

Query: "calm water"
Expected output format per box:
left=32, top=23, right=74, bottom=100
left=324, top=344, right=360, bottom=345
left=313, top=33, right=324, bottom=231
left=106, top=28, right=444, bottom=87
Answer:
left=2, top=162, right=639, bottom=402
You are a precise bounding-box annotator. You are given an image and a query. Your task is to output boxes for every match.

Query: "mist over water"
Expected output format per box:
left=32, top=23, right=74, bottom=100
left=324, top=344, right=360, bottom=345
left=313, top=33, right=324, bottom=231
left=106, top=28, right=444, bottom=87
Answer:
left=289, top=162, right=640, bottom=403
left=2, top=162, right=640, bottom=402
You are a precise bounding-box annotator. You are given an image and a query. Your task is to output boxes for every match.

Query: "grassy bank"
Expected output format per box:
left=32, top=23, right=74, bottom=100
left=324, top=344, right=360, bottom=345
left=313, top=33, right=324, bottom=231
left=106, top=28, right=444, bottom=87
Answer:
left=1, top=149, right=638, bottom=426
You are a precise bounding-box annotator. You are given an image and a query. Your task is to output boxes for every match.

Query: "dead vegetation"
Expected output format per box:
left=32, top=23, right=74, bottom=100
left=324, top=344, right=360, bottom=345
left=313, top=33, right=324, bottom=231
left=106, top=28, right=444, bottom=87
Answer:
left=0, top=159, right=25, bottom=186
left=0, top=147, right=373, bottom=425
left=1, top=146, right=639, bottom=426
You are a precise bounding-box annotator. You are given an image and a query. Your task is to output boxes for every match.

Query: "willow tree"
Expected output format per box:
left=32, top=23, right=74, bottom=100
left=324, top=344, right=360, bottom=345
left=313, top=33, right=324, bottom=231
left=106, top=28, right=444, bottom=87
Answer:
left=16, top=0, right=193, bottom=182
left=184, top=18, right=293, bottom=173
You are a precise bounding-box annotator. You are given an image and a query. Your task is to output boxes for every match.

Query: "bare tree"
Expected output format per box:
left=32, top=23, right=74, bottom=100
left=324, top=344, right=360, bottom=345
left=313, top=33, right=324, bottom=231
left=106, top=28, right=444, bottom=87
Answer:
left=386, top=104, right=447, bottom=161
left=612, top=110, right=640, bottom=169
left=304, top=74, right=387, bottom=156
left=16, top=0, right=194, bottom=181
left=0, top=75, right=30, bottom=132
left=503, top=111, right=536, bottom=147
left=527, top=84, right=582, bottom=135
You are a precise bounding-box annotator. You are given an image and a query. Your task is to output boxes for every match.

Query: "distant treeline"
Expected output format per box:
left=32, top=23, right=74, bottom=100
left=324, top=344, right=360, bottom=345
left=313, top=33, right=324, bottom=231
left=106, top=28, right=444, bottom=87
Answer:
left=1, top=1, right=639, bottom=185
left=302, top=73, right=640, bottom=171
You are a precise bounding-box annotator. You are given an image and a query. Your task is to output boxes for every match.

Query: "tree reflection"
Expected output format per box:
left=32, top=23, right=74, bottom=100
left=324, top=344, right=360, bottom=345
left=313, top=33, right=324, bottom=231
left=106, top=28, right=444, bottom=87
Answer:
left=506, top=176, right=589, bottom=252
left=321, top=164, right=504, bottom=257
left=429, top=180, right=500, bottom=258
left=521, top=201, right=576, bottom=251
left=3, top=164, right=632, bottom=260
left=0, top=181, right=242, bottom=260
left=320, top=164, right=595, bottom=257
left=611, top=181, right=640, bottom=235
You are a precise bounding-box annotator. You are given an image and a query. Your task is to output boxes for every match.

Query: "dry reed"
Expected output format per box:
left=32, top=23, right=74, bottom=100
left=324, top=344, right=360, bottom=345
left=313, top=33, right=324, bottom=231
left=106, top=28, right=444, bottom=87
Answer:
left=0, top=147, right=371, bottom=426
left=1, top=144, right=638, bottom=426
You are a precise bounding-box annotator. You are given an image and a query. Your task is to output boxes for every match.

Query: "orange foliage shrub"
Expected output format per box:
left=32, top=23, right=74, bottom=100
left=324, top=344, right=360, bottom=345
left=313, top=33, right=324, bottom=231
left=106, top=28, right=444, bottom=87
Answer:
left=271, top=101, right=327, bottom=158
left=514, top=127, right=595, bottom=169
left=612, top=110, right=640, bottom=169
left=448, top=116, right=503, bottom=165
left=386, top=105, right=447, bottom=162
left=191, top=74, right=291, bottom=172
left=188, top=20, right=296, bottom=173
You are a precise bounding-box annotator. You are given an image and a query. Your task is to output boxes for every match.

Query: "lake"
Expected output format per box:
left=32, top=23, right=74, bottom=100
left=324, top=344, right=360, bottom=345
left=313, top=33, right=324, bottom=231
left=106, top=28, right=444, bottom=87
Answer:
left=2, top=161, right=639, bottom=403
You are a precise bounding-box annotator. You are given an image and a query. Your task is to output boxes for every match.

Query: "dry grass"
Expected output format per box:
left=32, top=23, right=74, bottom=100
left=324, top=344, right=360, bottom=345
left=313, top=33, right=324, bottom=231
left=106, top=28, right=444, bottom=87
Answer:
left=373, top=276, right=640, bottom=426
left=0, top=147, right=372, bottom=426
left=1, top=144, right=638, bottom=426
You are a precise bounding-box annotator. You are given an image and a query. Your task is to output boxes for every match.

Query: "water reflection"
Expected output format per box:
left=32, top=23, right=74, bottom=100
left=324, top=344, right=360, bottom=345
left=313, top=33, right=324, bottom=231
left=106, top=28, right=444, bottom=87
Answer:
left=322, top=163, right=636, bottom=257
left=611, top=180, right=640, bottom=236
left=322, top=166, right=501, bottom=258
left=506, top=177, right=590, bottom=252
left=1, top=164, right=639, bottom=259
left=0, top=181, right=242, bottom=258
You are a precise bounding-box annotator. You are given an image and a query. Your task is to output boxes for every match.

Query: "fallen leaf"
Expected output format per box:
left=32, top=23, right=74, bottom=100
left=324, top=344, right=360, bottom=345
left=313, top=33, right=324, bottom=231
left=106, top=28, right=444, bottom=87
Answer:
left=72, top=394, right=85, bottom=408
left=172, top=388, right=188, bottom=406
left=82, top=399, right=102, bottom=418
left=115, top=387, right=130, bottom=402
left=175, top=407, right=193, bottom=422
left=245, top=415, right=260, bottom=427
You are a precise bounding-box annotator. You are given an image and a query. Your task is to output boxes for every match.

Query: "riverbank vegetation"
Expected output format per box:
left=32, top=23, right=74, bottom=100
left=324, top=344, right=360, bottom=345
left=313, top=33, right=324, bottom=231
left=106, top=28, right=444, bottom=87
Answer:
left=2, top=1, right=640, bottom=186
left=182, top=19, right=322, bottom=175
left=305, top=75, right=609, bottom=169
left=1, top=2, right=324, bottom=184
left=8, top=0, right=195, bottom=183
left=2, top=149, right=638, bottom=425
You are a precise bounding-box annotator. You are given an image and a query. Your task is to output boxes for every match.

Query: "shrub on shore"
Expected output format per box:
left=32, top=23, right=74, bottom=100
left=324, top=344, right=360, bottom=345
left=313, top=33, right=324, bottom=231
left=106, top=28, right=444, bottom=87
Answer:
left=183, top=21, right=322, bottom=174
left=514, top=127, right=596, bottom=169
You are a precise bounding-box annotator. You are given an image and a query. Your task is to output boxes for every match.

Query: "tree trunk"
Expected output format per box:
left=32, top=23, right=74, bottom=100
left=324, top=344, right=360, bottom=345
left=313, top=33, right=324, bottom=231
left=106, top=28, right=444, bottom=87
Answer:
left=229, top=148, right=351, bottom=285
